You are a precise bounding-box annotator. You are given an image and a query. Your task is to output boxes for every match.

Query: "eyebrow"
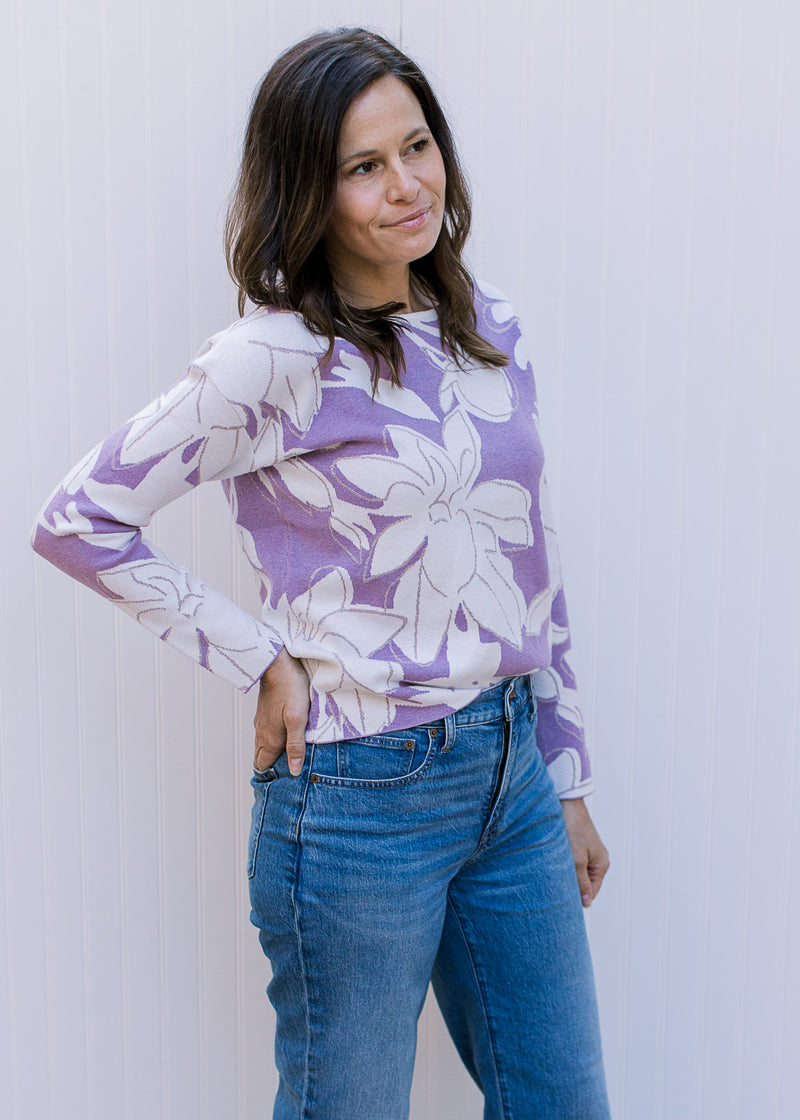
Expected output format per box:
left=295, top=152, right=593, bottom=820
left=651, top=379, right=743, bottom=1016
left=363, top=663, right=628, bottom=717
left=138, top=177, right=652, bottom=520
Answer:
left=339, top=126, right=429, bottom=167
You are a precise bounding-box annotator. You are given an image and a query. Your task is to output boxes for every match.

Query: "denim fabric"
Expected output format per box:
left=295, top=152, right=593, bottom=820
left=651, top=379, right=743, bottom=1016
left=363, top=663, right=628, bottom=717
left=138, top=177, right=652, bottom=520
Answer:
left=248, top=674, right=611, bottom=1120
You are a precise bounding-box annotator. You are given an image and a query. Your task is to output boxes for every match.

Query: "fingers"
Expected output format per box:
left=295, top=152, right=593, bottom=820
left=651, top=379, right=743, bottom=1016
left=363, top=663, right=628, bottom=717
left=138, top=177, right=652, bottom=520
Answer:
left=253, top=703, right=284, bottom=771
left=588, top=847, right=610, bottom=898
left=580, top=847, right=610, bottom=907
left=253, top=724, right=303, bottom=774
left=575, top=856, right=594, bottom=908
left=253, top=711, right=304, bottom=774
left=560, top=798, right=610, bottom=908
left=254, top=739, right=282, bottom=772
left=253, top=651, right=311, bottom=776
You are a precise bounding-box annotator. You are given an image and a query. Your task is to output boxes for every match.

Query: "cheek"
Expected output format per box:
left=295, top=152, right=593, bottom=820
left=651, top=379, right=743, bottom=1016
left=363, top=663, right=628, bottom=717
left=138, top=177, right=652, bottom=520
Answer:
left=435, top=155, right=447, bottom=195
left=423, top=160, right=446, bottom=208
left=329, top=186, right=374, bottom=242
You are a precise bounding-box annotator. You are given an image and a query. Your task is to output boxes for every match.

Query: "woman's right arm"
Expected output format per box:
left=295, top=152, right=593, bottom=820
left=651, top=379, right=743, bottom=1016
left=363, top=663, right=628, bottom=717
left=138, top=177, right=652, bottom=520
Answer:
left=31, top=359, right=285, bottom=692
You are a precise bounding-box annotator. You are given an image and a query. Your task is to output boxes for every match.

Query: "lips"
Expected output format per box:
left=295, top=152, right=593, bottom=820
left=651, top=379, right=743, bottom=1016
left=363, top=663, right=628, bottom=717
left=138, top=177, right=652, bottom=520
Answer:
left=386, top=206, right=431, bottom=228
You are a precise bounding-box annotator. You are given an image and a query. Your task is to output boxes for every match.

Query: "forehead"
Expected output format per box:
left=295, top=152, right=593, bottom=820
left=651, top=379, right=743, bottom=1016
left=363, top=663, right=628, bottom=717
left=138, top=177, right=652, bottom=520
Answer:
left=339, top=75, right=427, bottom=149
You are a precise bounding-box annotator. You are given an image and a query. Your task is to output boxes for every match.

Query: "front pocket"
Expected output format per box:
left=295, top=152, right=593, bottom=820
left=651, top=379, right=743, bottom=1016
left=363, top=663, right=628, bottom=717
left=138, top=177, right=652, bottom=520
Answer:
left=310, top=728, right=435, bottom=787
left=247, top=766, right=277, bottom=878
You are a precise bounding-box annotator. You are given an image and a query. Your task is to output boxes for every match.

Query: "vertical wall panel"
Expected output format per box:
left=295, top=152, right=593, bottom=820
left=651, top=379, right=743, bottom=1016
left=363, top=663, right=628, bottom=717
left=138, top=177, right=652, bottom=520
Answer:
left=3, top=2, right=799, bottom=1118
left=10, top=1, right=74, bottom=1117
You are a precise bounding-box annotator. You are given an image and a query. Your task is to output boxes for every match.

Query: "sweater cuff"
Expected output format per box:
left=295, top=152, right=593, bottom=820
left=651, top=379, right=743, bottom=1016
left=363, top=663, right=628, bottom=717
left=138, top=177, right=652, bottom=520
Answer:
left=531, top=669, right=594, bottom=798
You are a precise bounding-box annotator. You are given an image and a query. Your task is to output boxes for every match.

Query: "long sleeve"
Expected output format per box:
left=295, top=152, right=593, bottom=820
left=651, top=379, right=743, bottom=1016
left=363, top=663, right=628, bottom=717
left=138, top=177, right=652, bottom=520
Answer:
left=529, top=416, right=593, bottom=800
left=494, top=296, right=593, bottom=800
left=31, top=361, right=285, bottom=691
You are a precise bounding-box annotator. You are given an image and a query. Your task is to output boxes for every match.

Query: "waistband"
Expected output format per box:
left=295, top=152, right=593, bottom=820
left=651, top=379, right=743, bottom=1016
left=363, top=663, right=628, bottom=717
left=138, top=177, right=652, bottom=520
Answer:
left=448, top=674, right=535, bottom=726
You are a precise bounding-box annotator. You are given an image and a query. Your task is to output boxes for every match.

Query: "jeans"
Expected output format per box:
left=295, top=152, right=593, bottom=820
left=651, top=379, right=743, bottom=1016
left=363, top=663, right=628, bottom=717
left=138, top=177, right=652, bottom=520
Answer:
left=248, top=674, right=611, bottom=1120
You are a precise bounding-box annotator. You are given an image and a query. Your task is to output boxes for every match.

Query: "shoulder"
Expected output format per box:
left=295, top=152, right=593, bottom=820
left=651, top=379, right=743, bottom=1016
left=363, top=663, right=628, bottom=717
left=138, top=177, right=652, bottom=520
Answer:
left=473, top=279, right=522, bottom=329
left=190, top=306, right=328, bottom=427
left=473, top=279, right=528, bottom=362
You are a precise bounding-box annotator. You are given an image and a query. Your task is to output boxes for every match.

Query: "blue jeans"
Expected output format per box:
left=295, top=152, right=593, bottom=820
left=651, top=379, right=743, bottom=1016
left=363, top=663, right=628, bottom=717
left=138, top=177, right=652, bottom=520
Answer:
left=248, top=674, right=611, bottom=1120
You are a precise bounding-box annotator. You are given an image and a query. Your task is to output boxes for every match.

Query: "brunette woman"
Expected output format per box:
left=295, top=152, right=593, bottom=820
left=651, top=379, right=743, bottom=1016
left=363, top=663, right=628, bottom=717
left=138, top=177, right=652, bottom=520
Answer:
left=33, top=27, right=611, bottom=1120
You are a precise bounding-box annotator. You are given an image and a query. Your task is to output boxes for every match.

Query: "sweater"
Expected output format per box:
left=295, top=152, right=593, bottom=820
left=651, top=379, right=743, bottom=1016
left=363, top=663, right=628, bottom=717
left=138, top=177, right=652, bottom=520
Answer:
left=31, top=281, right=592, bottom=799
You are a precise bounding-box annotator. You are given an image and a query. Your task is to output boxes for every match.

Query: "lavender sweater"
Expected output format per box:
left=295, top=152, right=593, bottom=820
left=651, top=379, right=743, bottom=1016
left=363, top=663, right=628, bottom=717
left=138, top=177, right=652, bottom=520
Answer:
left=31, top=281, right=592, bottom=798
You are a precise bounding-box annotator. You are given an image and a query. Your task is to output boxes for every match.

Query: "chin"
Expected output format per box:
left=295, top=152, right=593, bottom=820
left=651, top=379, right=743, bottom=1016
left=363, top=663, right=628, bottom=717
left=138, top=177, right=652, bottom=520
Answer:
left=402, top=225, right=443, bottom=261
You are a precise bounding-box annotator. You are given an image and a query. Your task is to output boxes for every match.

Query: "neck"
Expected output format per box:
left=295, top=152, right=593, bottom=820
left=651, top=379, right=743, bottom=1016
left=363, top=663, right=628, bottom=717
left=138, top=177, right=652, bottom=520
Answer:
left=329, top=262, right=424, bottom=313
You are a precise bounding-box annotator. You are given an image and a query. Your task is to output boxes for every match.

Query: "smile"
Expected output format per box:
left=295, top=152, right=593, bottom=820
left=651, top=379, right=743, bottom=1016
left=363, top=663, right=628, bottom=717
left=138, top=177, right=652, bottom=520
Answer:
left=385, top=206, right=431, bottom=229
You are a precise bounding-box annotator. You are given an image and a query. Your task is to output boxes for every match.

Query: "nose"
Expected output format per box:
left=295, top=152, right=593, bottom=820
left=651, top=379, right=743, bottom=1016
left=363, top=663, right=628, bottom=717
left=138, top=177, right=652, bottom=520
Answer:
left=385, top=159, right=418, bottom=203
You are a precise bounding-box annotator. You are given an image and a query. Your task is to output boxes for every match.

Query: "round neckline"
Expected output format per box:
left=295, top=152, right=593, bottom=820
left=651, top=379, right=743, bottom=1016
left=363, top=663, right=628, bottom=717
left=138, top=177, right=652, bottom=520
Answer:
left=395, top=306, right=438, bottom=322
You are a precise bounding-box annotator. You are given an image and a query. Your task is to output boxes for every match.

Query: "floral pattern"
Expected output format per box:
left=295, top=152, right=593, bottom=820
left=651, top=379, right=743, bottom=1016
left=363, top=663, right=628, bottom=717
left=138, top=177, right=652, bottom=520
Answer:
left=337, top=411, right=533, bottom=662
left=31, top=285, right=592, bottom=796
left=274, top=567, right=406, bottom=740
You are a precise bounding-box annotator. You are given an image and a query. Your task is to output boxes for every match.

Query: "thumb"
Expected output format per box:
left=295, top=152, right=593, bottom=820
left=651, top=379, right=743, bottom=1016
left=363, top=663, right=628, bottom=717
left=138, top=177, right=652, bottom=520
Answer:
left=284, top=713, right=307, bottom=778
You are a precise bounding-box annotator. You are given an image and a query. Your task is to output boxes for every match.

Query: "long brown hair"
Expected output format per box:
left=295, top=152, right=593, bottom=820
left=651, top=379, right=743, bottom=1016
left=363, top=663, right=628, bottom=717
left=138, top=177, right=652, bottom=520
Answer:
left=225, top=27, right=508, bottom=389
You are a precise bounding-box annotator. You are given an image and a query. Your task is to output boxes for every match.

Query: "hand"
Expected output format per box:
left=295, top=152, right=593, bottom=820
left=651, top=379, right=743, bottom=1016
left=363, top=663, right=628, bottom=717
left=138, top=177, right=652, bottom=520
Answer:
left=560, top=798, right=610, bottom=908
left=254, top=648, right=310, bottom=777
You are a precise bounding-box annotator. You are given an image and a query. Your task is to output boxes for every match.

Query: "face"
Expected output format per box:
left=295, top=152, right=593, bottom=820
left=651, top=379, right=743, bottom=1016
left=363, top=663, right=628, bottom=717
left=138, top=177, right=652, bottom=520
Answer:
left=324, top=75, right=447, bottom=300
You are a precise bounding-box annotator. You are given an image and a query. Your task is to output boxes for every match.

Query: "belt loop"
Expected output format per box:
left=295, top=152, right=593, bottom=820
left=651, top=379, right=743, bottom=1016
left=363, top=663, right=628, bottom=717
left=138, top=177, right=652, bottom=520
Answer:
left=503, top=676, right=518, bottom=720
left=526, top=672, right=537, bottom=722
left=441, top=712, right=455, bottom=753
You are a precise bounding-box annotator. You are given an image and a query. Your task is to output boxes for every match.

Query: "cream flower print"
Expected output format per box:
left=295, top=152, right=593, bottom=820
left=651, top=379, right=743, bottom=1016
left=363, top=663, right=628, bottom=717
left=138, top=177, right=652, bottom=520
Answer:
left=323, top=350, right=438, bottom=421
left=514, top=330, right=530, bottom=373
left=476, top=279, right=515, bottom=323
left=337, top=411, right=533, bottom=662
left=525, top=586, right=554, bottom=640
left=401, top=322, right=451, bottom=373
left=410, top=610, right=502, bottom=691
left=198, top=311, right=326, bottom=435
left=275, top=567, right=406, bottom=739
left=273, top=456, right=377, bottom=555
left=400, top=310, right=514, bottom=421
left=60, top=443, right=102, bottom=496
left=246, top=338, right=322, bottom=433
left=124, top=368, right=255, bottom=480
left=437, top=361, right=514, bottom=422
left=97, top=546, right=270, bottom=689
left=223, top=481, right=274, bottom=604
left=533, top=623, right=583, bottom=734
left=99, top=554, right=205, bottom=621
left=546, top=748, right=587, bottom=797
left=55, top=369, right=261, bottom=552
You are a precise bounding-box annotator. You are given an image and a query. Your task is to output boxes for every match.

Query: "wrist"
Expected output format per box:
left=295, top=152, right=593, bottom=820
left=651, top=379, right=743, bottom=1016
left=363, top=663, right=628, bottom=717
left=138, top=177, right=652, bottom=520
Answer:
left=560, top=797, right=588, bottom=818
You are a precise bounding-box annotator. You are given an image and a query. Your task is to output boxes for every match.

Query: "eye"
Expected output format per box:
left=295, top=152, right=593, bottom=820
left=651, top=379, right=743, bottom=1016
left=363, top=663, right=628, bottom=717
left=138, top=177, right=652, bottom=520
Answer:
left=408, top=136, right=431, bottom=155
left=350, top=160, right=377, bottom=176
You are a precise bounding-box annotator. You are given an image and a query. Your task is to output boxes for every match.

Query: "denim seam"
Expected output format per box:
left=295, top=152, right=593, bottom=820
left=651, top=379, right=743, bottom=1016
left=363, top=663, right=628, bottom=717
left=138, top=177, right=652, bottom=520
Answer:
left=451, top=713, right=507, bottom=728
left=469, top=712, right=514, bottom=860
left=334, top=733, right=427, bottom=749
left=247, top=779, right=272, bottom=879
left=285, top=837, right=312, bottom=1118
left=289, top=765, right=316, bottom=1117
left=446, top=893, right=511, bottom=1120
left=292, top=751, right=315, bottom=840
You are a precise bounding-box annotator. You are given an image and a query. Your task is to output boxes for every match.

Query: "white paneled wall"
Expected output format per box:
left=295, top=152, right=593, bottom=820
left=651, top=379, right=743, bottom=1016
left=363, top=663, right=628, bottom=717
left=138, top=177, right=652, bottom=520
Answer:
left=3, top=1, right=798, bottom=1117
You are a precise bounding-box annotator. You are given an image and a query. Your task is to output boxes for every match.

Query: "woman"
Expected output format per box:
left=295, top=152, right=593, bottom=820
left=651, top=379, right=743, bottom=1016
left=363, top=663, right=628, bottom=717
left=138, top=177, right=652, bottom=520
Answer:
left=32, top=27, right=611, bottom=1120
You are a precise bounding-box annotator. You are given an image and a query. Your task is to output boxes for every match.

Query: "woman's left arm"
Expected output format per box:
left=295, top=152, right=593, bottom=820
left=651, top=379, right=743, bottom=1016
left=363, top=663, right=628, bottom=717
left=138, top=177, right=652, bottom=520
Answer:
left=560, top=797, right=610, bottom=907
